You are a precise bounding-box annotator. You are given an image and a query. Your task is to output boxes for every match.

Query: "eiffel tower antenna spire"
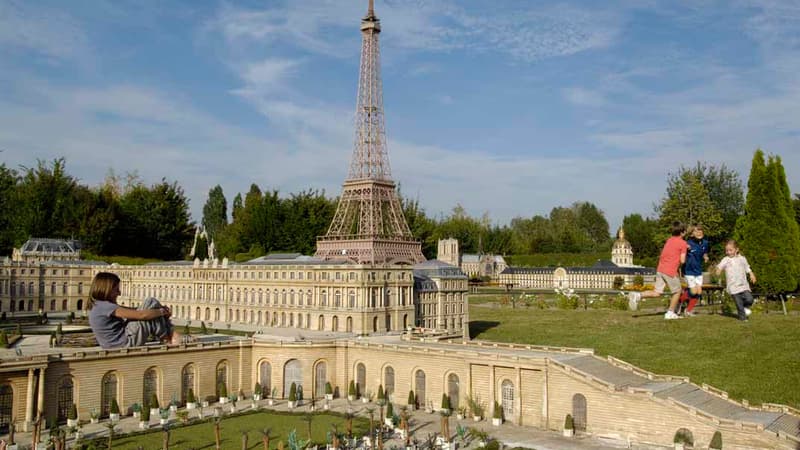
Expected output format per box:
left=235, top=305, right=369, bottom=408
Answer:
left=315, top=0, right=425, bottom=265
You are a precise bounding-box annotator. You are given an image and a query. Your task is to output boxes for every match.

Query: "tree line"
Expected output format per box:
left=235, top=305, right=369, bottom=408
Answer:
left=1, top=153, right=798, bottom=290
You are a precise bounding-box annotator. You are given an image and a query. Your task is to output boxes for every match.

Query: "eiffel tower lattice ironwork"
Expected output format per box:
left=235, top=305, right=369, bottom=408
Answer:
left=315, top=0, right=425, bottom=265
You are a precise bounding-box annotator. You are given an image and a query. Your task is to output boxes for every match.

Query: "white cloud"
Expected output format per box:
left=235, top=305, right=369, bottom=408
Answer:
left=0, top=0, right=90, bottom=63
left=562, top=87, right=607, bottom=107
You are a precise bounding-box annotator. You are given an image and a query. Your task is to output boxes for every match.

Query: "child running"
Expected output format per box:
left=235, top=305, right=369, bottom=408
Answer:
left=716, top=240, right=757, bottom=321
left=681, top=224, right=710, bottom=316
left=628, top=221, right=687, bottom=319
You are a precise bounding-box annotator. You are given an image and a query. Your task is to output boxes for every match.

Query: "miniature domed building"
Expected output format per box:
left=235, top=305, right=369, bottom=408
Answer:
left=611, top=227, right=634, bottom=267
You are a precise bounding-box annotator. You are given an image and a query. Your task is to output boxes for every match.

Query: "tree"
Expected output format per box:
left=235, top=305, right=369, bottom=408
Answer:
left=0, top=164, right=20, bottom=255
left=793, top=194, right=800, bottom=229
left=686, top=162, right=745, bottom=239
left=735, top=150, right=800, bottom=307
left=572, top=202, right=611, bottom=250
left=402, top=195, right=437, bottom=258
left=621, top=214, right=660, bottom=260
left=16, top=158, right=85, bottom=240
left=203, top=185, right=228, bottom=245
left=115, top=179, right=194, bottom=259
left=656, top=168, right=723, bottom=239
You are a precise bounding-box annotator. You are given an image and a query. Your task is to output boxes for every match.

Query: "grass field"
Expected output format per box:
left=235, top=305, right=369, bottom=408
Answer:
left=81, top=411, right=369, bottom=450
left=469, top=302, right=800, bottom=409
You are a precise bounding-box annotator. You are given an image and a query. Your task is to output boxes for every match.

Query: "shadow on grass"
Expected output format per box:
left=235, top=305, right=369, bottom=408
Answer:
left=469, top=321, right=500, bottom=338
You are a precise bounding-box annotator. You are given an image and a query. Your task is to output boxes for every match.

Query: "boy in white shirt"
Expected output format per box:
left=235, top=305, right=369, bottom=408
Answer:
left=716, top=240, right=757, bottom=321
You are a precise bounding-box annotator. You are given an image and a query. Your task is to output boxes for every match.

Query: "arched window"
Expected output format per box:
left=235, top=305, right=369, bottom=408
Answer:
left=415, top=370, right=426, bottom=406
left=62, top=299, right=68, bottom=310
left=501, top=380, right=514, bottom=419
left=318, top=315, right=325, bottom=331
left=181, top=364, right=195, bottom=405
left=57, top=377, right=75, bottom=423
left=335, top=291, right=341, bottom=307
left=572, top=393, right=587, bottom=432
left=448, top=374, right=460, bottom=410
left=384, top=366, right=395, bottom=398
left=76, top=299, right=83, bottom=310
left=373, top=316, right=379, bottom=332
left=259, top=361, right=272, bottom=397
left=0, top=385, right=11, bottom=433
left=349, top=290, right=356, bottom=308
left=143, top=368, right=158, bottom=407
left=332, top=316, right=339, bottom=331
left=216, top=361, right=229, bottom=398
left=283, top=359, right=302, bottom=398
left=101, top=372, right=118, bottom=418
left=315, top=362, right=328, bottom=399
left=214, top=308, right=220, bottom=321
left=321, top=291, right=328, bottom=306
left=356, top=363, right=366, bottom=397
left=346, top=316, right=353, bottom=333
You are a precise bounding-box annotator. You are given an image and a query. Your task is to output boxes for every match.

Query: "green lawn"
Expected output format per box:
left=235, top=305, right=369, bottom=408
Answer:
left=469, top=304, right=800, bottom=409
left=80, top=411, right=368, bottom=450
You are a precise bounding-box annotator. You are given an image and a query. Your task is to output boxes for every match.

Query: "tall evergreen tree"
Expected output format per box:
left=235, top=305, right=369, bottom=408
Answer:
left=735, top=150, right=800, bottom=306
left=202, top=185, right=228, bottom=239
left=0, top=164, right=20, bottom=254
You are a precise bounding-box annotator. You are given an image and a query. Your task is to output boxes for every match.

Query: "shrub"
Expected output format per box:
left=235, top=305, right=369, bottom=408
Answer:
left=633, top=275, right=644, bottom=286
left=149, top=393, right=159, bottom=410
left=68, top=403, right=78, bottom=420
left=254, top=382, right=262, bottom=397
left=441, top=393, right=450, bottom=411
left=200, top=321, right=208, bottom=334
left=289, top=382, right=297, bottom=402
left=612, top=276, right=624, bottom=289
left=325, top=382, right=333, bottom=395
left=140, top=404, right=150, bottom=421
left=110, top=398, right=120, bottom=414
left=492, top=401, right=502, bottom=420
left=348, top=380, right=356, bottom=398
left=564, top=414, right=574, bottom=430
left=377, top=384, right=385, bottom=401
left=217, top=382, right=227, bottom=399
left=386, top=402, right=394, bottom=418
left=611, top=294, right=629, bottom=311
left=555, top=289, right=579, bottom=310
left=186, top=388, right=196, bottom=403
left=674, top=429, right=692, bottom=445
left=710, top=431, right=722, bottom=449
left=407, top=390, right=415, bottom=407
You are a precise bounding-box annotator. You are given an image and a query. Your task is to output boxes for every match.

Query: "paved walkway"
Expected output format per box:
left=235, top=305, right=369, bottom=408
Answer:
left=9, top=397, right=628, bottom=449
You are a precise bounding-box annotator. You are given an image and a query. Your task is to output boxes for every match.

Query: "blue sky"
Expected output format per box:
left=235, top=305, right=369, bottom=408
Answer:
left=1, top=0, right=799, bottom=233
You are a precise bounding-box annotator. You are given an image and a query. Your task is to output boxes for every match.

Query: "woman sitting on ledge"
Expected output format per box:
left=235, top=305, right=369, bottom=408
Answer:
left=89, top=271, right=182, bottom=349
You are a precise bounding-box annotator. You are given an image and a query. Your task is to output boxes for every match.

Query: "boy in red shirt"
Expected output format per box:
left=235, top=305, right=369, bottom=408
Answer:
left=628, top=221, right=688, bottom=319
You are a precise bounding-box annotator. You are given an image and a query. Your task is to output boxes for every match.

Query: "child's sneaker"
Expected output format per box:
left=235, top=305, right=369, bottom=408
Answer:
left=744, top=307, right=752, bottom=317
left=684, top=311, right=696, bottom=317
left=664, top=310, right=681, bottom=320
left=627, top=292, right=641, bottom=311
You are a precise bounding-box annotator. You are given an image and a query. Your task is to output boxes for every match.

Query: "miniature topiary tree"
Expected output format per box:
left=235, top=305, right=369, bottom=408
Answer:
left=68, top=403, right=78, bottom=420
left=254, top=382, right=262, bottom=398
left=289, top=382, right=298, bottom=403
left=325, top=382, right=333, bottom=397
left=110, top=398, right=120, bottom=415
left=407, top=390, right=415, bottom=408
left=150, top=393, right=160, bottom=410
left=386, top=401, right=394, bottom=419
left=200, top=321, right=208, bottom=334
left=348, top=380, right=356, bottom=399
left=710, top=431, right=722, bottom=450
left=218, top=382, right=228, bottom=399
left=492, top=401, right=502, bottom=420
left=564, top=414, right=574, bottom=430
left=187, top=388, right=196, bottom=404
left=377, top=384, right=385, bottom=401
left=141, top=402, right=151, bottom=421
left=441, top=393, right=451, bottom=412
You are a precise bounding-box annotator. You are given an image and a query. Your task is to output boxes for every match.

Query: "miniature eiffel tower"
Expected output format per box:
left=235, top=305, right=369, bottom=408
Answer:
left=315, top=0, right=425, bottom=265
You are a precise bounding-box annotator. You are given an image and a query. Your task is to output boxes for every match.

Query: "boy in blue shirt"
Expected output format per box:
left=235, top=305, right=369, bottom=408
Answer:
left=681, top=224, right=710, bottom=316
